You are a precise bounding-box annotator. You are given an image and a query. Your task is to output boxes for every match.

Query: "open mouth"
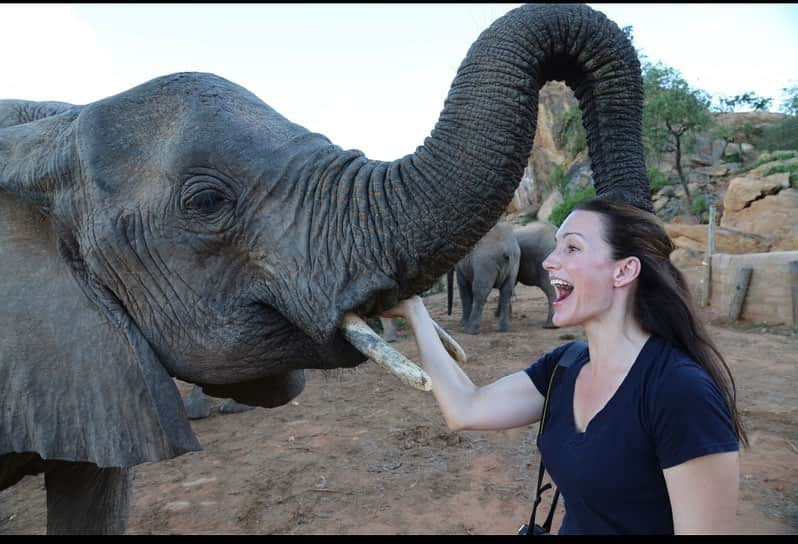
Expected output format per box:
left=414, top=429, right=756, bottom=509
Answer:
left=551, top=278, right=574, bottom=304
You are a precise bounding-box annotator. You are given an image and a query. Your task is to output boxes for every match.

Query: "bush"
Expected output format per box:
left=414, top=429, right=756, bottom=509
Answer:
left=755, top=116, right=798, bottom=152
left=557, top=108, right=587, bottom=158
left=746, top=150, right=797, bottom=170
left=763, top=163, right=798, bottom=187
left=648, top=167, right=677, bottom=193
left=724, top=152, right=743, bottom=163
left=520, top=209, right=538, bottom=225
left=550, top=164, right=568, bottom=195
left=690, top=193, right=708, bottom=217
left=549, top=186, right=596, bottom=227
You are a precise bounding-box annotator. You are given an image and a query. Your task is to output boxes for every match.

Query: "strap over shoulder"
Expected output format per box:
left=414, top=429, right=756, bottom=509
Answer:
left=557, top=340, right=588, bottom=369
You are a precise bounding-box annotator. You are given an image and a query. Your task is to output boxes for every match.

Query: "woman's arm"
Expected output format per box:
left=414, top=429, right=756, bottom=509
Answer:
left=384, top=296, right=545, bottom=431
left=663, top=451, right=739, bottom=534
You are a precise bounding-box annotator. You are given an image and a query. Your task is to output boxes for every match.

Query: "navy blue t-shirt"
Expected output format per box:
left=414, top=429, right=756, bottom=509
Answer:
left=524, top=336, right=739, bottom=535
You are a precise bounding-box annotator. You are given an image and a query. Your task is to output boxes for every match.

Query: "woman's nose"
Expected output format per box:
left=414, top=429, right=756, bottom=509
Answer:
left=542, top=251, right=557, bottom=271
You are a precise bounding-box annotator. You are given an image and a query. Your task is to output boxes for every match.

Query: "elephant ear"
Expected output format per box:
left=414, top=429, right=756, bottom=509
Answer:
left=0, top=111, right=200, bottom=467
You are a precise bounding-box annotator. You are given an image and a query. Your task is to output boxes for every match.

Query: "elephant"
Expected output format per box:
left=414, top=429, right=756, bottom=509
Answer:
left=379, top=317, right=399, bottom=343
left=447, top=222, right=521, bottom=334
left=0, top=3, right=651, bottom=534
left=513, top=221, right=558, bottom=329
left=182, top=385, right=257, bottom=420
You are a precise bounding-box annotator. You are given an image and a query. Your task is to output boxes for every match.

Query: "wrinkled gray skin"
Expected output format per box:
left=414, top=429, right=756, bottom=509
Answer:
left=514, top=221, right=558, bottom=329
left=0, top=4, right=651, bottom=534
left=449, top=222, right=520, bottom=335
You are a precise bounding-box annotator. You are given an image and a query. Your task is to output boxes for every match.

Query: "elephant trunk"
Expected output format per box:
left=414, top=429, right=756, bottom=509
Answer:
left=253, top=4, right=650, bottom=368
left=344, top=4, right=650, bottom=311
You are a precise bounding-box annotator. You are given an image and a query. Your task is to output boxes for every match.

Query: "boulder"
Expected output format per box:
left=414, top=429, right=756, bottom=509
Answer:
left=721, top=172, right=798, bottom=246
left=721, top=174, right=790, bottom=213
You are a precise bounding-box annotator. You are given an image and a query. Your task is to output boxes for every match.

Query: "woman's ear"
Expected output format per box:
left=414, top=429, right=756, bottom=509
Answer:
left=613, top=256, right=641, bottom=288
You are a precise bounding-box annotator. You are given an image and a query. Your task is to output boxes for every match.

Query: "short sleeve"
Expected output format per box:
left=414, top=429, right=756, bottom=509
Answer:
left=649, top=360, right=739, bottom=469
left=524, top=343, right=573, bottom=397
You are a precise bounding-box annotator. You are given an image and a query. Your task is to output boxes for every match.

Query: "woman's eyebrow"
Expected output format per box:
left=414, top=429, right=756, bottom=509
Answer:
left=555, top=231, right=586, bottom=241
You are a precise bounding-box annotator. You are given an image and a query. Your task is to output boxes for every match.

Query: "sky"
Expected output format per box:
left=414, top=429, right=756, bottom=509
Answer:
left=1, top=3, right=797, bottom=161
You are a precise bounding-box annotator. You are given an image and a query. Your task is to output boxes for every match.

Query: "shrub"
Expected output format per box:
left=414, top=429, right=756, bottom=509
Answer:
left=763, top=163, right=798, bottom=187
left=746, top=150, right=797, bottom=170
left=557, top=108, right=587, bottom=158
left=549, top=186, right=596, bottom=227
left=690, top=193, right=708, bottom=217
left=724, top=152, right=743, bottom=163
left=550, top=164, right=568, bottom=195
left=520, top=209, right=538, bottom=225
left=648, top=167, right=677, bottom=193
left=755, top=116, right=798, bottom=152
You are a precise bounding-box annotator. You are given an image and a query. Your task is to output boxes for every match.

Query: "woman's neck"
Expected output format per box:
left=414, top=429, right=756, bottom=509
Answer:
left=582, top=303, right=649, bottom=376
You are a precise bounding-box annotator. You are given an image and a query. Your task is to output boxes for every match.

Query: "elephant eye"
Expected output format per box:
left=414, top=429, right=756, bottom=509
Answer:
left=180, top=181, right=233, bottom=216
left=186, top=189, right=226, bottom=213
left=179, top=174, right=237, bottom=231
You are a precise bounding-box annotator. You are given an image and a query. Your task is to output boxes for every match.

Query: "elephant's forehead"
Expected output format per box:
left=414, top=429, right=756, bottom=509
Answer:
left=75, top=76, right=312, bottom=192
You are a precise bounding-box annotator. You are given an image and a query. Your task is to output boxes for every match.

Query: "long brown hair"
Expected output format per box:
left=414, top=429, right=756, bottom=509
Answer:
left=574, top=198, right=748, bottom=446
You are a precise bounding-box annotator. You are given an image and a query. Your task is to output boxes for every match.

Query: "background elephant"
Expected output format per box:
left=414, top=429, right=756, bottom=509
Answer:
left=0, top=4, right=650, bottom=534
left=447, top=222, right=520, bottom=335
left=379, top=317, right=399, bottom=343
left=182, top=385, right=256, bottom=420
left=514, top=221, right=558, bottom=329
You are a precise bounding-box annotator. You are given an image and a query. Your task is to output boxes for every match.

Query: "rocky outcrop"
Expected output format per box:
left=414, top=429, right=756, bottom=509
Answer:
left=719, top=156, right=798, bottom=251
left=506, top=81, right=580, bottom=214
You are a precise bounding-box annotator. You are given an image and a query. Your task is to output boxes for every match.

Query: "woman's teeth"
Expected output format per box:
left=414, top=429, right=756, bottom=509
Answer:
left=551, top=279, right=573, bottom=302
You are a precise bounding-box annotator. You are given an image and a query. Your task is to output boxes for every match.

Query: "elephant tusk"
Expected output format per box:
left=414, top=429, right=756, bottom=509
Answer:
left=432, top=321, right=468, bottom=365
left=340, top=312, right=432, bottom=392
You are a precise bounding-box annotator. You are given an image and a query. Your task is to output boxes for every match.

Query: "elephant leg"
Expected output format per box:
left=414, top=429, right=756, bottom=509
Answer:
left=540, top=282, right=558, bottom=329
left=495, top=286, right=516, bottom=318
left=184, top=384, right=212, bottom=419
left=219, top=398, right=257, bottom=414
left=463, top=281, right=490, bottom=335
left=45, top=461, right=132, bottom=535
left=456, top=271, right=473, bottom=329
left=379, top=316, right=398, bottom=343
left=497, top=281, right=514, bottom=332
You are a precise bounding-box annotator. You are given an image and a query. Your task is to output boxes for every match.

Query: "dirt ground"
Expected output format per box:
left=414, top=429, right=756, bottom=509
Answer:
left=1, top=284, right=796, bottom=535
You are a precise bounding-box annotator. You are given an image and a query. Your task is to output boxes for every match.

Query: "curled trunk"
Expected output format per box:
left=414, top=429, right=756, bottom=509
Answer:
left=336, top=4, right=650, bottom=318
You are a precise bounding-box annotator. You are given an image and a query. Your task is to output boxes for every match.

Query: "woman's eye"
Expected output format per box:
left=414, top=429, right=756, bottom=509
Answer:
left=567, top=245, right=578, bottom=253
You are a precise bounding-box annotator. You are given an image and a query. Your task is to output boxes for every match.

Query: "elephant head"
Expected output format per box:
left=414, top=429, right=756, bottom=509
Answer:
left=0, top=4, right=651, bottom=470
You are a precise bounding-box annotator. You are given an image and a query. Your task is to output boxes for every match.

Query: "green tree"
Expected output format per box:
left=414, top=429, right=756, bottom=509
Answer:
left=779, top=84, right=798, bottom=116
left=714, top=91, right=773, bottom=113
left=642, top=62, right=712, bottom=208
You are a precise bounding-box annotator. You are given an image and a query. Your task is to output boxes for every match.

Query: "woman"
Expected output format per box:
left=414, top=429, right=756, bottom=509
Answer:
left=383, top=198, right=746, bottom=535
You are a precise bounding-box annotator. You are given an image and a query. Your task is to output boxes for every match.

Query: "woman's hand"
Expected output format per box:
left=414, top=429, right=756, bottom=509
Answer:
left=380, top=295, right=424, bottom=321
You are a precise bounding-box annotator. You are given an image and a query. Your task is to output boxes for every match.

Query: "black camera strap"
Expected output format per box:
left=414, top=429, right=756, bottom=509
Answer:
left=526, top=340, right=587, bottom=536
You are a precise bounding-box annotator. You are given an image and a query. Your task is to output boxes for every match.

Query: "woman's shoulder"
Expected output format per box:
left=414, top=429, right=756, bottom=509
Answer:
left=642, top=336, right=703, bottom=377
left=524, top=340, right=588, bottom=389
left=641, top=336, right=726, bottom=406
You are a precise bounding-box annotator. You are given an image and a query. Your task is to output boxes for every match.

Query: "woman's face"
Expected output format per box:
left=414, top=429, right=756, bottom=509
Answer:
left=542, top=210, right=619, bottom=328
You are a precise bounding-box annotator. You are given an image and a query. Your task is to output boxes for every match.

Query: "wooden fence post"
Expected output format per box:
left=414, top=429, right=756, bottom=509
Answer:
left=701, top=205, right=716, bottom=308
left=790, top=261, right=798, bottom=333
left=728, top=267, right=753, bottom=321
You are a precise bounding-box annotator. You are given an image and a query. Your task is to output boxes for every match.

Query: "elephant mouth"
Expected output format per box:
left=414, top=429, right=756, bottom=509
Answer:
left=337, top=312, right=466, bottom=392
